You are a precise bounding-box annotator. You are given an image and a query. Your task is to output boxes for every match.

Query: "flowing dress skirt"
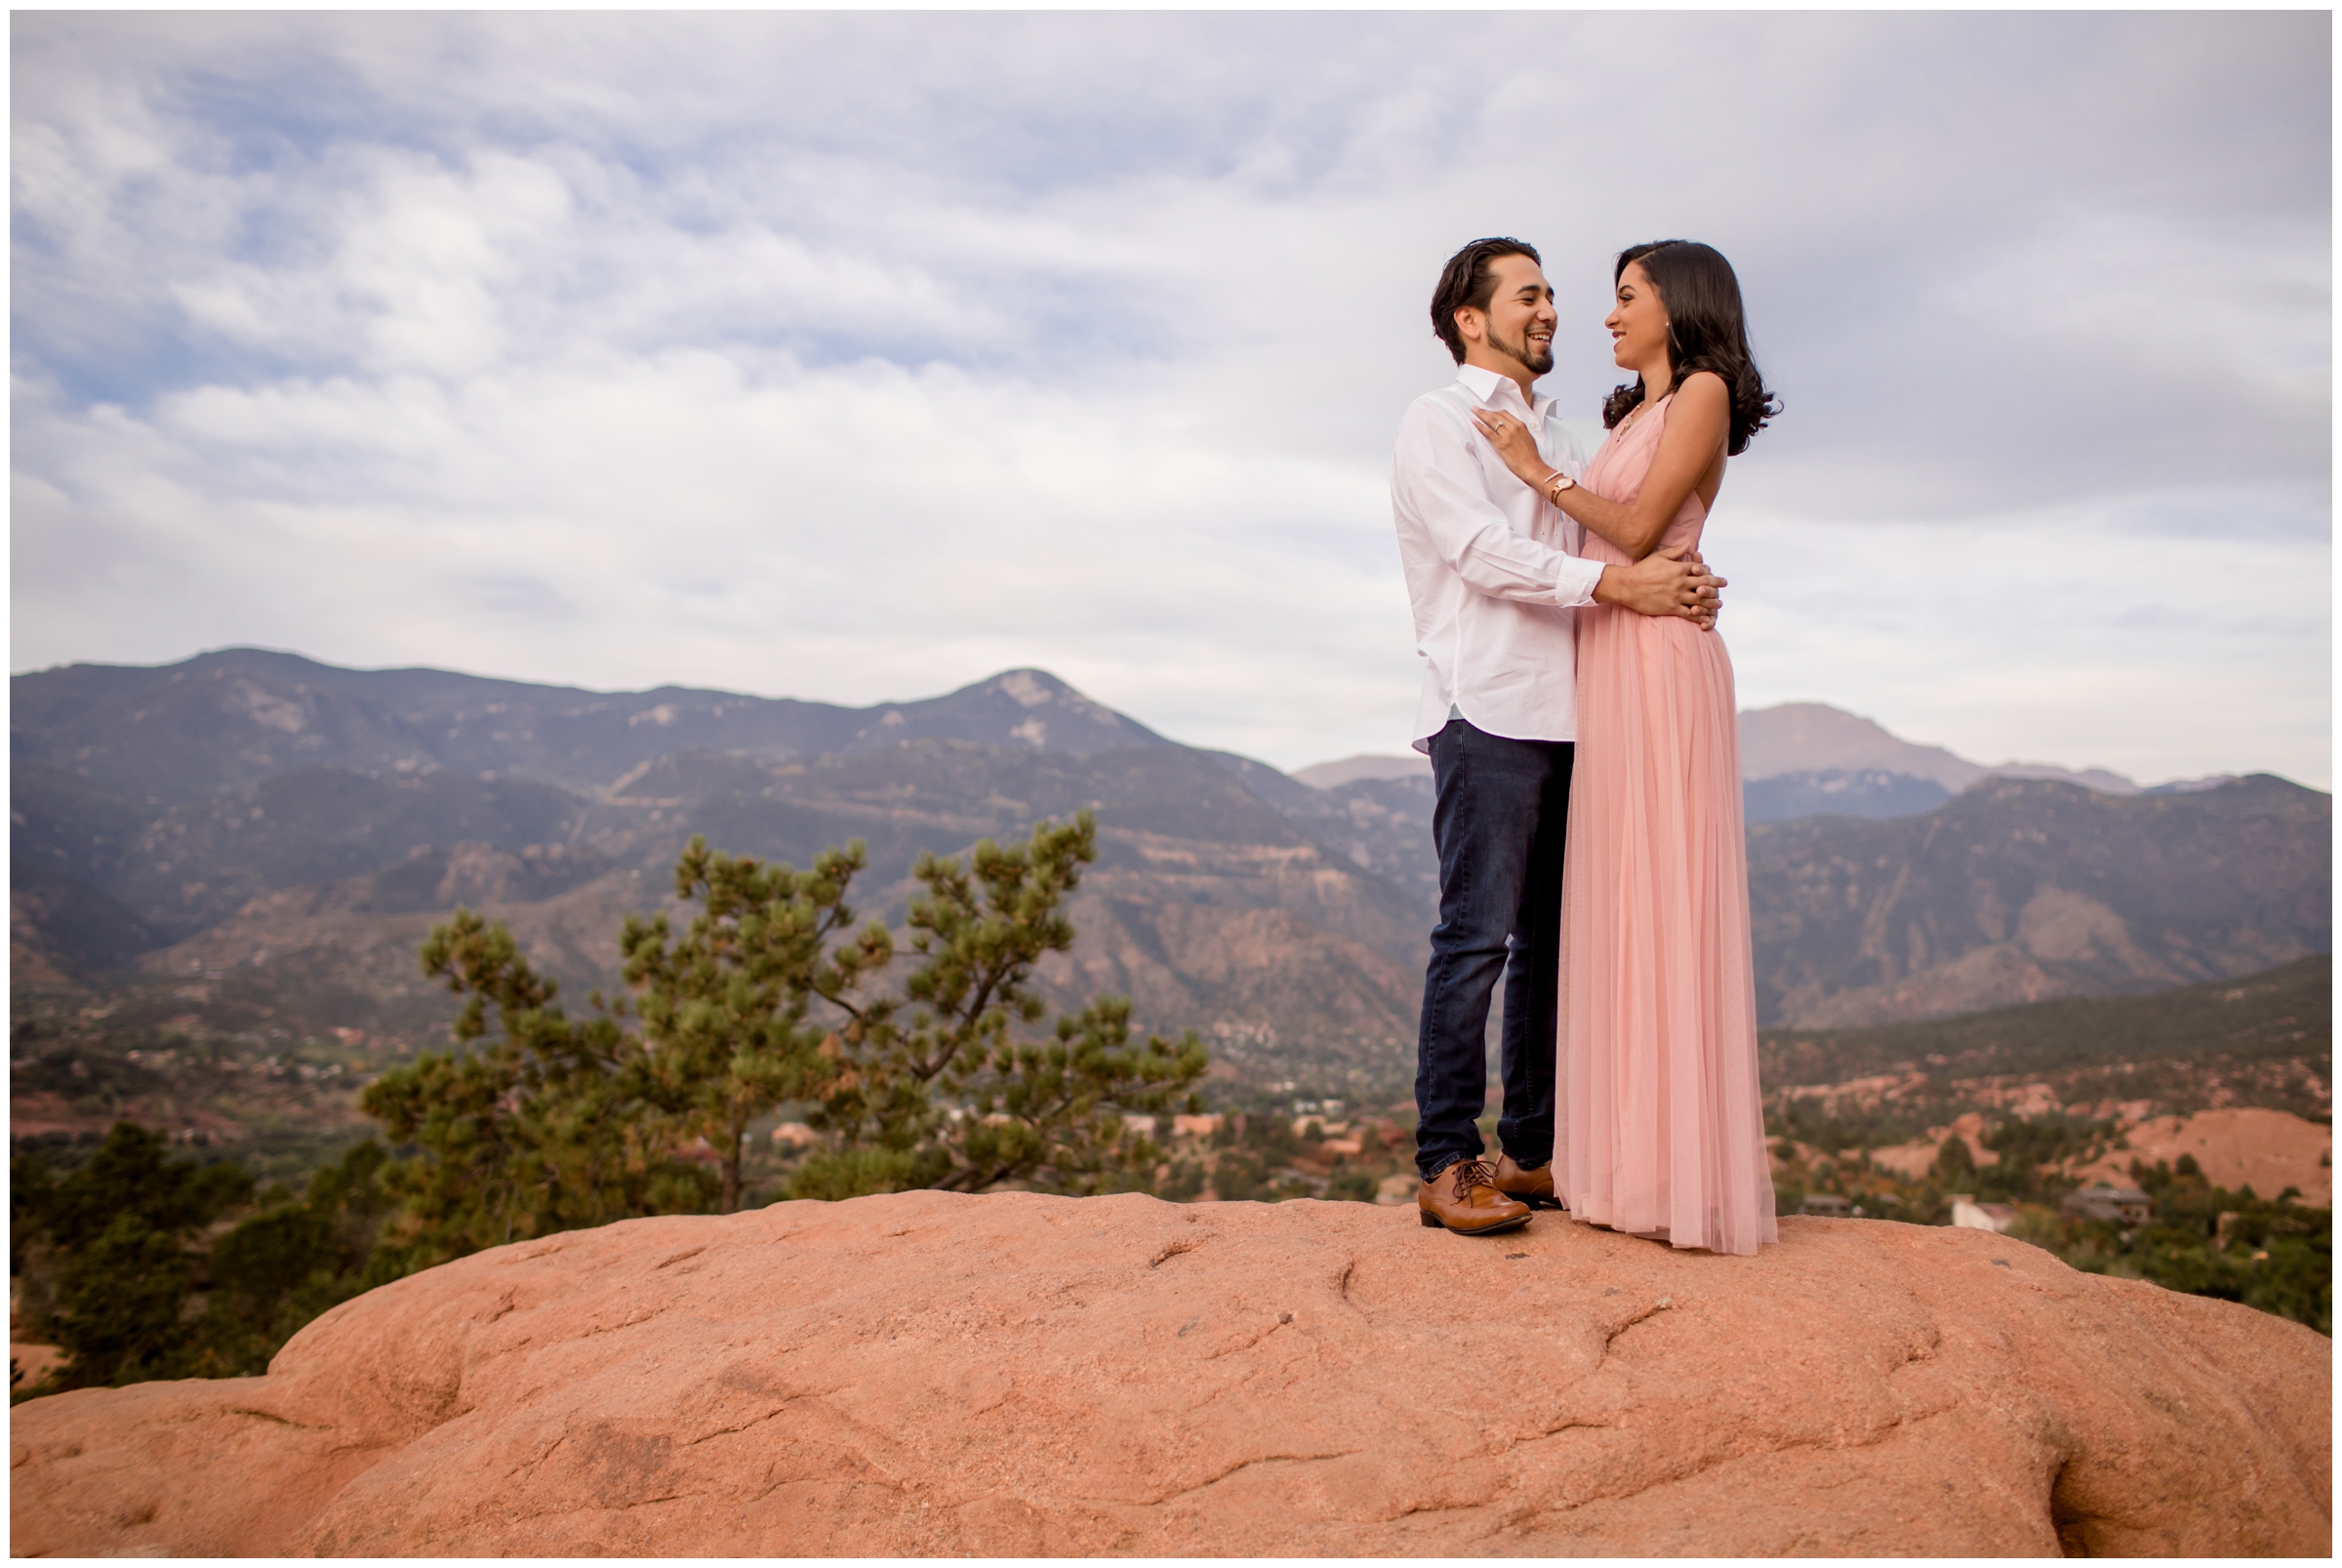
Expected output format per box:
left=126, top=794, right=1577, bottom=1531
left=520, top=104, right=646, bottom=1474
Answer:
left=1557, top=564, right=1779, bottom=1254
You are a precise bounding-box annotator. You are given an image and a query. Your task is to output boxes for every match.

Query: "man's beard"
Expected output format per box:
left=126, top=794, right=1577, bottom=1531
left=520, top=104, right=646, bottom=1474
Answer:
left=1488, top=323, right=1554, bottom=376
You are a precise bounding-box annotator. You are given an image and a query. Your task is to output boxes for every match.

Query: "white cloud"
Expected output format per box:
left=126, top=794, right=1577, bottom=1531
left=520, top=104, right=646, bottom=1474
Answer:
left=9, top=12, right=2330, bottom=787
left=1719, top=494, right=2331, bottom=785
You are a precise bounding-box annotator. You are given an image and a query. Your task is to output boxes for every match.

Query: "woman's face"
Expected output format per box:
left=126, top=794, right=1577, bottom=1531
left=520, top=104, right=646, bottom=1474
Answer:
left=1605, top=261, right=1669, bottom=371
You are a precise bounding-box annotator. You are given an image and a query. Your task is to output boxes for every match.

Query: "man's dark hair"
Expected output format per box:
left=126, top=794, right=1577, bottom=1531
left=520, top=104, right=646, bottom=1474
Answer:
left=1429, top=237, right=1541, bottom=364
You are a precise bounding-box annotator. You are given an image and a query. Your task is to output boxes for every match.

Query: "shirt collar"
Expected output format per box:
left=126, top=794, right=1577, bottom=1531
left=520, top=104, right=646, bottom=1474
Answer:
left=1454, top=362, right=1552, bottom=419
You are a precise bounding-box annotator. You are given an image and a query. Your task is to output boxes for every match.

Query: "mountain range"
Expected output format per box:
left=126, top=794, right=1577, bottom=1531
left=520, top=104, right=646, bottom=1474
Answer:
left=12, top=649, right=2329, bottom=1111
left=1732, top=702, right=2247, bottom=824
left=1308, top=701, right=2237, bottom=826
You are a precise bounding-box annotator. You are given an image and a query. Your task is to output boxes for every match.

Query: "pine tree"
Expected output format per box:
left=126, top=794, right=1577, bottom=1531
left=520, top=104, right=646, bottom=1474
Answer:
left=373, top=813, right=1210, bottom=1238
left=618, top=837, right=863, bottom=1213
left=791, top=812, right=1208, bottom=1197
left=52, top=1213, right=193, bottom=1387
left=360, top=912, right=713, bottom=1267
left=11, top=1123, right=257, bottom=1391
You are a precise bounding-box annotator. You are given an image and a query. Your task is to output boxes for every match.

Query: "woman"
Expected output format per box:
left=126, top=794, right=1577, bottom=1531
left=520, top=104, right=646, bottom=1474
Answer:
left=1473, top=240, right=1781, bottom=1254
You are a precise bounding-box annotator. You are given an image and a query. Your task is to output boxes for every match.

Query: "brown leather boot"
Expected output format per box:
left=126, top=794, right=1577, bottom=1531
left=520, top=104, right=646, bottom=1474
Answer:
left=1417, top=1158, right=1533, bottom=1235
left=1490, top=1152, right=1565, bottom=1211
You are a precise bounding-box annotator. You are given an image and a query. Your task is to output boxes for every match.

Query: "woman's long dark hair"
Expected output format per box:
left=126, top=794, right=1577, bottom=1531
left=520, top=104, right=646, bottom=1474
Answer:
left=1601, top=240, right=1781, bottom=455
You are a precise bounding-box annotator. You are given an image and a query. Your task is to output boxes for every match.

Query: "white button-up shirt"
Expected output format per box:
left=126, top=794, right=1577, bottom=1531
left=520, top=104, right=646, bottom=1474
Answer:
left=1393, top=363, right=1602, bottom=751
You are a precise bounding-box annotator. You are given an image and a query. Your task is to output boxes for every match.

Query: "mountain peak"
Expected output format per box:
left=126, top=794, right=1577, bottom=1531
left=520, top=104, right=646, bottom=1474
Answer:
left=1737, top=703, right=2151, bottom=796
left=1291, top=754, right=1432, bottom=790
left=928, top=668, right=1166, bottom=751
left=995, top=670, right=1057, bottom=707
left=11, top=654, right=1179, bottom=806
left=957, top=667, right=1086, bottom=711
left=1737, top=703, right=1984, bottom=790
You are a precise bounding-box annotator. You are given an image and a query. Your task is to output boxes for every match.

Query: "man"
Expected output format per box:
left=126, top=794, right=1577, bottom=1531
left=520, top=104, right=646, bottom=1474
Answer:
left=1394, top=236, right=1723, bottom=1236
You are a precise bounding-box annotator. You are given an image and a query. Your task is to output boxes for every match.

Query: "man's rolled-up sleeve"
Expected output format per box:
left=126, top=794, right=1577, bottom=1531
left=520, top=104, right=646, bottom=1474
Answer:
left=1394, top=406, right=1604, bottom=608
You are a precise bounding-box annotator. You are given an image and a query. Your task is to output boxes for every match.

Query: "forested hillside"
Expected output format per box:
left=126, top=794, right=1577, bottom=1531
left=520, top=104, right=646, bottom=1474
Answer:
left=14, top=651, right=2331, bottom=1134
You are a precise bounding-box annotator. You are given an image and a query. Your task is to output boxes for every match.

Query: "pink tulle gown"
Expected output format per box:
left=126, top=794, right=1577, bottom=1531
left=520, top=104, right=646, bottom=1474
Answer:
left=1557, top=392, right=1778, bottom=1255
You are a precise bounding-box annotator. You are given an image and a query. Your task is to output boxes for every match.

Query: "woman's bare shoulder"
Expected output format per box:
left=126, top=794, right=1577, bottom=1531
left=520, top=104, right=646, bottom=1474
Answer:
left=1674, top=369, right=1730, bottom=407
left=1668, top=372, right=1731, bottom=446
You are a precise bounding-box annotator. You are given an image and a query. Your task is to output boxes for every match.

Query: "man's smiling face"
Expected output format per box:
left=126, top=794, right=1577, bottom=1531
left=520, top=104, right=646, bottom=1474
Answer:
left=1461, top=253, right=1556, bottom=379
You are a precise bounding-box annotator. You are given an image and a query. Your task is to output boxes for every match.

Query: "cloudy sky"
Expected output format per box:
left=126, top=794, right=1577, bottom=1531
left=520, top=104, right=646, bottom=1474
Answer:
left=11, top=12, right=2331, bottom=785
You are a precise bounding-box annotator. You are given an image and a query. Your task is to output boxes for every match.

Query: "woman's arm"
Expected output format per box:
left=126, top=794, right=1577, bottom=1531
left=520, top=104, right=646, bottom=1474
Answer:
left=1475, top=373, right=1730, bottom=560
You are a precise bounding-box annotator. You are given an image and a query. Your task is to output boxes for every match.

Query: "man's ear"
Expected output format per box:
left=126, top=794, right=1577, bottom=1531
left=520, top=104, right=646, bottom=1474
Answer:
left=1453, top=306, right=1485, bottom=347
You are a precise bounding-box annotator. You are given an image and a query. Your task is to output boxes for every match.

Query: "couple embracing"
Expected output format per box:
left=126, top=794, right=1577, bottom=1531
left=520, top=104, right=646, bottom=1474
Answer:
left=1395, top=236, right=1781, bottom=1256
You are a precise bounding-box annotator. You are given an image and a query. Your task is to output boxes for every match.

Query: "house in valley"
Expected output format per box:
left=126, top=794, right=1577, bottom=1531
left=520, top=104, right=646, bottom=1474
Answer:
left=1950, top=1195, right=2017, bottom=1233
left=2062, top=1184, right=2152, bottom=1226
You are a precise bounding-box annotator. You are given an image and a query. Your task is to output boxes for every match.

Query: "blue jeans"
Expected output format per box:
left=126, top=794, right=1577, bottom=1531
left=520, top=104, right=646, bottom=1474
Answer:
left=1414, top=718, right=1574, bottom=1180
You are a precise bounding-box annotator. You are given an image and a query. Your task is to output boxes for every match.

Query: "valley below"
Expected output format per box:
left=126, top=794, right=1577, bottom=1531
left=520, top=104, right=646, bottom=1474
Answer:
left=8, top=650, right=2334, bottom=1403
left=13, top=650, right=2333, bottom=1198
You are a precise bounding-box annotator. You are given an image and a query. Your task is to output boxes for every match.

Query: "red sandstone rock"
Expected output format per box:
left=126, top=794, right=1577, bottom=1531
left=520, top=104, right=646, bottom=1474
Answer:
left=10, top=1193, right=2330, bottom=1556
left=2071, top=1107, right=2333, bottom=1210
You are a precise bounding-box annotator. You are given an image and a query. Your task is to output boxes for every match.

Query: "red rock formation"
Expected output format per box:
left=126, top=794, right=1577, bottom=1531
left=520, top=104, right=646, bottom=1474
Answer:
left=2070, top=1107, right=2333, bottom=1209
left=11, top=1193, right=2330, bottom=1556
